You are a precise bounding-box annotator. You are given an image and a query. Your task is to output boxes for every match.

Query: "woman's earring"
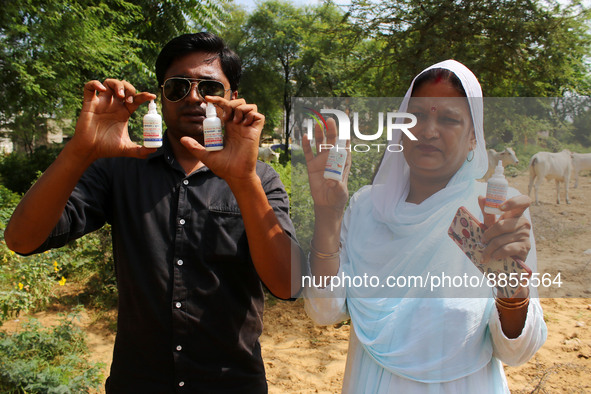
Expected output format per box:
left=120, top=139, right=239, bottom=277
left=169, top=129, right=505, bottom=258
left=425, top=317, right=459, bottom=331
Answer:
left=466, top=150, right=475, bottom=162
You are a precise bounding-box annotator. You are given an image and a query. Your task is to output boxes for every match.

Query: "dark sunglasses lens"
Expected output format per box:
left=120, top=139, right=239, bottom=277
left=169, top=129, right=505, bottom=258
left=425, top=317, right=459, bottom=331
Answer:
left=199, top=81, right=226, bottom=98
left=163, top=79, right=191, bottom=101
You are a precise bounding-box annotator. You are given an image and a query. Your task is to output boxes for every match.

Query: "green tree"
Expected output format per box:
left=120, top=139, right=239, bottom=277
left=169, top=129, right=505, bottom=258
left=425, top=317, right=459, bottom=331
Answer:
left=0, top=0, right=229, bottom=153
left=0, top=1, right=144, bottom=154
left=225, top=1, right=361, bottom=151
left=348, top=0, right=591, bottom=97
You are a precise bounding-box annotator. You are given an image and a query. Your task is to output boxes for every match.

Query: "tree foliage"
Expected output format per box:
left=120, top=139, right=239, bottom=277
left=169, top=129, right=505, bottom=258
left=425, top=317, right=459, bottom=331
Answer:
left=0, top=0, right=229, bottom=152
left=347, top=0, right=591, bottom=97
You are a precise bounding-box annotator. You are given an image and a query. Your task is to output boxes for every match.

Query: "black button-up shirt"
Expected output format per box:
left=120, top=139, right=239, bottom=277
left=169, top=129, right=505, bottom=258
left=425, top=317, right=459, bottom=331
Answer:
left=33, top=138, right=297, bottom=393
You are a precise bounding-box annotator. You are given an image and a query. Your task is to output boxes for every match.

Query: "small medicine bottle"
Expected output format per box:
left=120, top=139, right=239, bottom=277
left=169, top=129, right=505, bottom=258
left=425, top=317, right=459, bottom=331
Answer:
left=484, top=160, right=508, bottom=215
left=143, top=100, right=162, bottom=148
left=324, top=140, right=348, bottom=181
left=203, top=102, right=223, bottom=151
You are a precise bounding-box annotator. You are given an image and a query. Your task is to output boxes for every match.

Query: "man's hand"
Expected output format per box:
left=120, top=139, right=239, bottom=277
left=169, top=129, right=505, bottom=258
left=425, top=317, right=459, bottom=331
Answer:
left=70, top=79, right=157, bottom=162
left=179, top=95, right=264, bottom=185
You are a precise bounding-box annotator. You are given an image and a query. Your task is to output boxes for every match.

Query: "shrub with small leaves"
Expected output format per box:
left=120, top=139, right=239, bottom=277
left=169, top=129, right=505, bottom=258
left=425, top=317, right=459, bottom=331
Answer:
left=0, top=307, right=105, bottom=393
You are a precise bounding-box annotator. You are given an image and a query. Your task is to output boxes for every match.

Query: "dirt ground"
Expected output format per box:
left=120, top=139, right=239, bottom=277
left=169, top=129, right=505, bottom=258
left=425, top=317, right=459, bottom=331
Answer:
left=2, top=172, right=590, bottom=393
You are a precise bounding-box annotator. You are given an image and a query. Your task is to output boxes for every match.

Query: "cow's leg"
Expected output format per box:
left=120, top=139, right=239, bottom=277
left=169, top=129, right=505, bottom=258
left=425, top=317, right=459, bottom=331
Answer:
left=555, top=180, right=561, bottom=204
left=565, top=174, right=571, bottom=204
left=528, top=173, right=536, bottom=204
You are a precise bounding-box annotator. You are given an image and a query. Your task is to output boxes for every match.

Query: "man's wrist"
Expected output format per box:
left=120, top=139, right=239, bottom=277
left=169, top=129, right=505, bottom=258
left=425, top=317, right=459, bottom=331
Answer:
left=62, top=138, right=98, bottom=169
left=225, top=173, right=261, bottom=194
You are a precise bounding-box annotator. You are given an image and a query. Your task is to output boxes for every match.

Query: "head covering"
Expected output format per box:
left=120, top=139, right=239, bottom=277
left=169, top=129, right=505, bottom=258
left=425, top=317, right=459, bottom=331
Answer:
left=372, top=59, right=488, bottom=215
left=342, top=60, right=494, bottom=382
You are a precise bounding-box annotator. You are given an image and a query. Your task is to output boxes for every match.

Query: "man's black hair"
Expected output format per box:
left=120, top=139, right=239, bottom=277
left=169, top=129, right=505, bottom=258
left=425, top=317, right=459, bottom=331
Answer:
left=155, top=32, right=241, bottom=92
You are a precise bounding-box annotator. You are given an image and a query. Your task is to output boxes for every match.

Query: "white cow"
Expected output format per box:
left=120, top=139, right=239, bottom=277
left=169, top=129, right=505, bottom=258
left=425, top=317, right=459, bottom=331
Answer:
left=257, top=146, right=279, bottom=162
left=528, top=149, right=572, bottom=204
left=483, top=147, right=519, bottom=180
left=571, top=152, right=591, bottom=188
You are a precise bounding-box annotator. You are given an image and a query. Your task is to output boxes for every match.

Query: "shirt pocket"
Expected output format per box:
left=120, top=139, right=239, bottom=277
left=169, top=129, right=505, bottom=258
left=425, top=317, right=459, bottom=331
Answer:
left=202, top=205, right=248, bottom=265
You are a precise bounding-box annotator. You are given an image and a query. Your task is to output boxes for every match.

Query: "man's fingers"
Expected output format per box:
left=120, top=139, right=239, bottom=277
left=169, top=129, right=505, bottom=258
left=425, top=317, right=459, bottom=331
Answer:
left=205, top=96, right=246, bottom=123
left=103, top=79, right=134, bottom=100
left=83, top=80, right=106, bottom=103
left=128, top=92, right=157, bottom=112
left=179, top=136, right=208, bottom=161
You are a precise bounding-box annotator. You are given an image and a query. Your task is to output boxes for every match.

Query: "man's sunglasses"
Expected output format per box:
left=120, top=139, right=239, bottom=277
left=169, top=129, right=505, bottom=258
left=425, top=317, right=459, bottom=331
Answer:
left=161, top=77, right=231, bottom=102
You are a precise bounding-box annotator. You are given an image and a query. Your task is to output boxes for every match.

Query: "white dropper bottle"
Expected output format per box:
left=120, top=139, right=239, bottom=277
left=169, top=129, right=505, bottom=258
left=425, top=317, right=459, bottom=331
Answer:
left=143, top=100, right=162, bottom=148
left=484, top=160, right=508, bottom=215
left=203, top=102, right=223, bottom=151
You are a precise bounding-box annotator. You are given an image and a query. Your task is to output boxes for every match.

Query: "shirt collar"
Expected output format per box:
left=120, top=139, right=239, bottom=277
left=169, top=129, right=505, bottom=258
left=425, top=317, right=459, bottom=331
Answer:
left=148, top=132, right=211, bottom=176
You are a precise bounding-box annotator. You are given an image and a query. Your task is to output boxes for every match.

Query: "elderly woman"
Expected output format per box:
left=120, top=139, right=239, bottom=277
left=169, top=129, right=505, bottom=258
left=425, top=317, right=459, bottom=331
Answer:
left=303, top=60, right=546, bottom=393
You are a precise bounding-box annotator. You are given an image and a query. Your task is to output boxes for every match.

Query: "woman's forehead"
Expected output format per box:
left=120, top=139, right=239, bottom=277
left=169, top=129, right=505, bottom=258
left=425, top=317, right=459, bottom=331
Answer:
left=408, top=96, right=470, bottom=113
left=411, top=79, right=465, bottom=98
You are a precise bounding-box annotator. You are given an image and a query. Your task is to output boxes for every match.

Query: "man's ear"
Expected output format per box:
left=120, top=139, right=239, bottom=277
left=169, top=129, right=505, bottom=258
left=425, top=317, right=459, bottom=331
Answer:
left=231, top=90, right=238, bottom=100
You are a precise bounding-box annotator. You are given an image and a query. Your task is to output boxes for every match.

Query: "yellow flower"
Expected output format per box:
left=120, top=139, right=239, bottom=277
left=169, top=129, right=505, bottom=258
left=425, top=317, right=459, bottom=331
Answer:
left=59, top=277, right=66, bottom=286
left=18, top=282, right=23, bottom=290
left=44, top=251, right=49, bottom=254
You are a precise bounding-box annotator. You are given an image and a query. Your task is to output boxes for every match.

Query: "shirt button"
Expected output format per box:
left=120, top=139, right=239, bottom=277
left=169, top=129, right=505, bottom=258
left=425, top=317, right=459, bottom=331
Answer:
left=179, top=381, right=185, bottom=387
left=175, top=302, right=182, bottom=308
left=183, top=179, right=189, bottom=185
left=179, top=219, right=186, bottom=225
left=176, top=345, right=182, bottom=351
left=177, top=259, right=184, bottom=266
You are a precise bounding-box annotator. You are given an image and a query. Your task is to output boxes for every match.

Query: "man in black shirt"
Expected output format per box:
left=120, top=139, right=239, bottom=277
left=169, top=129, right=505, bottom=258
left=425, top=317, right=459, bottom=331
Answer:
left=4, top=33, right=301, bottom=393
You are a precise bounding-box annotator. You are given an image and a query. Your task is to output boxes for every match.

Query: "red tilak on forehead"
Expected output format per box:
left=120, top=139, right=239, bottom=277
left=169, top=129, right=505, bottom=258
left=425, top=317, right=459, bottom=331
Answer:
left=434, top=74, right=444, bottom=84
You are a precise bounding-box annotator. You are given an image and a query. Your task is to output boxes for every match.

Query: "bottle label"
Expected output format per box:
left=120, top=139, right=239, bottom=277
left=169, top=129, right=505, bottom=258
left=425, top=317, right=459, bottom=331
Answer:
left=485, top=183, right=507, bottom=208
left=325, top=150, right=346, bottom=175
left=143, top=121, right=162, bottom=141
left=204, top=126, right=223, bottom=148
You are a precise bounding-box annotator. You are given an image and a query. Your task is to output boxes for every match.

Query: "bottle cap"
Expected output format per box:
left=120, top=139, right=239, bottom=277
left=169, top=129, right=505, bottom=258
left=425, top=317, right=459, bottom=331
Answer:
left=206, top=102, right=217, bottom=117
left=494, top=160, right=504, bottom=175
left=148, top=99, right=157, bottom=113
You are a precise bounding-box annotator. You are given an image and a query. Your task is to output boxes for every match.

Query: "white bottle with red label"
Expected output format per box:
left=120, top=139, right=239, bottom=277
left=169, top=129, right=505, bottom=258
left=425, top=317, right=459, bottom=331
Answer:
left=484, top=160, right=508, bottom=215
left=203, top=102, right=223, bottom=151
left=324, top=139, right=347, bottom=181
left=143, top=100, right=162, bottom=148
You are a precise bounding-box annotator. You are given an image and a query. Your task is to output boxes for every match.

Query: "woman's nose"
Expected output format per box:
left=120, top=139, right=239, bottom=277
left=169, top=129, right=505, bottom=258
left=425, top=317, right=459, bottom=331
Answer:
left=416, top=117, right=439, bottom=140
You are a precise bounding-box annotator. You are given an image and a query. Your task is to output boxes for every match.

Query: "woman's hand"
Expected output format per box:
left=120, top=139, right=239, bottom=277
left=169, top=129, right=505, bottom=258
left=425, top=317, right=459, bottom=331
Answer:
left=479, top=195, right=533, bottom=336
left=302, top=118, right=351, bottom=216
left=478, top=194, right=532, bottom=265
left=303, top=118, right=351, bottom=277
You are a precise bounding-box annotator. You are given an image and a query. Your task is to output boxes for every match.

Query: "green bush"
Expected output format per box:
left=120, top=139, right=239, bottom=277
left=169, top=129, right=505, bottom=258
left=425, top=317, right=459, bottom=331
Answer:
left=0, top=241, right=70, bottom=324
left=0, top=146, right=61, bottom=194
left=0, top=308, right=105, bottom=393
left=270, top=160, right=292, bottom=200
